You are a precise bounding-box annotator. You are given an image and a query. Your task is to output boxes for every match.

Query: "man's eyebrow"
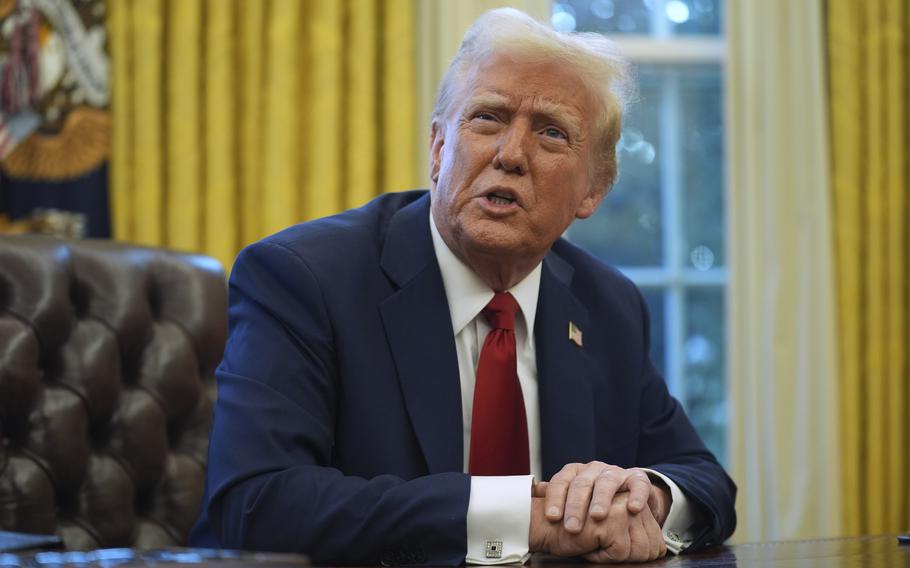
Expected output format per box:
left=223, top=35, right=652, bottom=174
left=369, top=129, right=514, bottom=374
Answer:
left=532, top=98, right=583, bottom=135
left=465, top=93, right=512, bottom=110
left=465, top=92, right=584, bottom=136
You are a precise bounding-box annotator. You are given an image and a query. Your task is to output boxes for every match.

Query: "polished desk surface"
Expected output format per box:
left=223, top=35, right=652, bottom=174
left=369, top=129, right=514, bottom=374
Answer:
left=0, top=536, right=907, bottom=567
left=532, top=535, right=910, bottom=568
left=0, top=549, right=310, bottom=568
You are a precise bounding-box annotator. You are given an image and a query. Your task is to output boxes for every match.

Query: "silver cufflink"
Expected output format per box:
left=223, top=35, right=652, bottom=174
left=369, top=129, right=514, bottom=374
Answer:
left=485, top=540, right=503, bottom=559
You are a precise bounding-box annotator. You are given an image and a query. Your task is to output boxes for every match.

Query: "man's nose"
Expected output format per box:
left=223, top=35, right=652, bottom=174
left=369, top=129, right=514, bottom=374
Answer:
left=493, top=121, right=530, bottom=175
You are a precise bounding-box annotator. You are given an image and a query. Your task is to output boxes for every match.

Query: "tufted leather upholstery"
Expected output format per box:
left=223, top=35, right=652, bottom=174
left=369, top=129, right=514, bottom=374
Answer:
left=0, top=236, right=226, bottom=550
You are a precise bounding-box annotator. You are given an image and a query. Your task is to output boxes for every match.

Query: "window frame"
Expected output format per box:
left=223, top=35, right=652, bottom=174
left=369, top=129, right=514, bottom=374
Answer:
left=563, top=2, right=728, bottom=404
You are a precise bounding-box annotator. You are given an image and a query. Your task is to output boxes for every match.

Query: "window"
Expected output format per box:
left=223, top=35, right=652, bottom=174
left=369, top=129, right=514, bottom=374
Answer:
left=554, top=0, right=728, bottom=465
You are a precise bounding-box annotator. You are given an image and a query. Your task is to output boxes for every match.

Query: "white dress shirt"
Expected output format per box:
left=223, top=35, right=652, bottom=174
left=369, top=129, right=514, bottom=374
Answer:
left=429, top=214, right=696, bottom=563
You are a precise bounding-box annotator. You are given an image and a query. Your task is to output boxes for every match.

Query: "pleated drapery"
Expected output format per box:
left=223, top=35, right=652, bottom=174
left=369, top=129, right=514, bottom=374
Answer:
left=108, top=0, right=417, bottom=269
left=726, top=0, right=841, bottom=542
left=828, top=0, right=910, bottom=536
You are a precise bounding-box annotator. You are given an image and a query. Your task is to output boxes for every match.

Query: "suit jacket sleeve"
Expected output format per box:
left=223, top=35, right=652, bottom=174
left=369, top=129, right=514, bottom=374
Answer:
left=630, top=285, right=737, bottom=550
left=196, top=240, right=470, bottom=565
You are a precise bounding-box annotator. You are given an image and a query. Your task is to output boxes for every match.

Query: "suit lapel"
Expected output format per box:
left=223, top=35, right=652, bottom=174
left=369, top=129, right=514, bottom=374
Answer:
left=379, top=195, right=464, bottom=474
left=535, top=249, right=597, bottom=479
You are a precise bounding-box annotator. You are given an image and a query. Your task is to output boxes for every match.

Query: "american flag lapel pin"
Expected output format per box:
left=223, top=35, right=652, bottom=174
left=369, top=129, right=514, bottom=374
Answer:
left=568, top=321, right=583, bottom=347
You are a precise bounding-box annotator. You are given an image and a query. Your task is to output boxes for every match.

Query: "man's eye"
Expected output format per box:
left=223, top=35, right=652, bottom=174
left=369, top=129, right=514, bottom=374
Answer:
left=543, top=127, right=567, bottom=140
left=474, top=111, right=496, bottom=121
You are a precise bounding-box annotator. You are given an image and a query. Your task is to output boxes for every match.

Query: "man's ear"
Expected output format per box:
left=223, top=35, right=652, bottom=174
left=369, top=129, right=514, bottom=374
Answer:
left=429, top=120, right=445, bottom=184
left=575, top=184, right=607, bottom=219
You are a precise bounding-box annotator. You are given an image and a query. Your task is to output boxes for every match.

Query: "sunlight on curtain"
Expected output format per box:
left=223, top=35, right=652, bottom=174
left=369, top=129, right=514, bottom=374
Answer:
left=828, top=0, right=909, bottom=536
left=108, top=0, right=417, bottom=269
left=727, top=0, right=841, bottom=542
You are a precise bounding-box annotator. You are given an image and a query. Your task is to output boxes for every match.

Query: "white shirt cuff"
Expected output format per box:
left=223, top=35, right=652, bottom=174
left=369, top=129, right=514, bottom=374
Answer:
left=465, top=475, right=533, bottom=565
left=642, top=469, right=696, bottom=554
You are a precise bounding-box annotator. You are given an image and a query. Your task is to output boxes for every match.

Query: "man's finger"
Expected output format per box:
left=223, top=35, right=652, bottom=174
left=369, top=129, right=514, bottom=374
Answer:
left=588, top=467, right=625, bottom=520
left=602, top=521, right=632, bottom=562
left=562, top=462, right=609, bottom=533
left=532, top=481, right=548, bottom=498
left=647, top=485, right=660, bottom=520
left=543, top=463, right=581, bottom=521
left=642, top=506, right=666, bottom=560
left=627, top=512, right=650, bottom=562
left=624, top=469, right=652, bottom=513
left=582, top=549, right=611, bottom=563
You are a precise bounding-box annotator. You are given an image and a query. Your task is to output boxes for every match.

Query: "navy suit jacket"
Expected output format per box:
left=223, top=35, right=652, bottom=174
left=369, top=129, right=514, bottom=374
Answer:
left=190, top=191, right=736, bottom=564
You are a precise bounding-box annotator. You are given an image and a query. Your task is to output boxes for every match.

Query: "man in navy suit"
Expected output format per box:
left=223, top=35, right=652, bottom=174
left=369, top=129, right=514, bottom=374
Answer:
left=190, top=8, right=736, bottom=565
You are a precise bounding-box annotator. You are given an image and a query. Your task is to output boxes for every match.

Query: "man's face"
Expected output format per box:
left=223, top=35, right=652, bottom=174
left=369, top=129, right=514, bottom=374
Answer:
left=430, top=51, right=605, bottom=265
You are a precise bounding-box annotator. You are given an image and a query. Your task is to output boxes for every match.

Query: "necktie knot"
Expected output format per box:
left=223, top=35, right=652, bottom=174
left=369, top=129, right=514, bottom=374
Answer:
left=483, top=292, right=520, bottom=331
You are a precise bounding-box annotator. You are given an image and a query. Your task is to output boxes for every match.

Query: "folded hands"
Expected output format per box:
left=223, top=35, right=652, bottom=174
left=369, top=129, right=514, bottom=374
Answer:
left=528, top=462, right=671, bottom=563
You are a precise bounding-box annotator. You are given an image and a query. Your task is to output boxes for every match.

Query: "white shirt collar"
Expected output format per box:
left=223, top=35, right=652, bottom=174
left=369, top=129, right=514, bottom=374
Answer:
left=429, top=211, right=541, bottom=337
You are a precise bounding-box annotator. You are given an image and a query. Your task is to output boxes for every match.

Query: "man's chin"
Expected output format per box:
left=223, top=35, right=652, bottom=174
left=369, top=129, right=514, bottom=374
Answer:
left=462, top=234, right=542, bottom=263
left=449, top=219, right=549, bottom=263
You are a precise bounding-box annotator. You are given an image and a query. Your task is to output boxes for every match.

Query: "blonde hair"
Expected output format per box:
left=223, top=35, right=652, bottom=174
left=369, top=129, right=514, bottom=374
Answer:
left=432, top=8, right=633, bottom=190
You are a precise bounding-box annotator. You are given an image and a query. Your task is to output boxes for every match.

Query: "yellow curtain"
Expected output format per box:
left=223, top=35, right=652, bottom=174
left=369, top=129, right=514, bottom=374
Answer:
left=727, top=0, right=841, bottom=542
left=828, top=0, right=909, bottom=536
left=108, top=0, right=417, bottom=269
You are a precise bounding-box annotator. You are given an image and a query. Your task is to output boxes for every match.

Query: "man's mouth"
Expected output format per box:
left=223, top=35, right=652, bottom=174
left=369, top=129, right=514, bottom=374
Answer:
left=485, top=191, right=517, bottom=206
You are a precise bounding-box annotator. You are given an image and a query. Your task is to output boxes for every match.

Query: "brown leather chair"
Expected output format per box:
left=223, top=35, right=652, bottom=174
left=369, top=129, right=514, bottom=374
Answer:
left=0, top=236, right=227, bottom=549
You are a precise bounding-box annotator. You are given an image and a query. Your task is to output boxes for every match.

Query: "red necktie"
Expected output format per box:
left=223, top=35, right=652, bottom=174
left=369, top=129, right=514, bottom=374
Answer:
left=468, top=292, right=530, bottom=476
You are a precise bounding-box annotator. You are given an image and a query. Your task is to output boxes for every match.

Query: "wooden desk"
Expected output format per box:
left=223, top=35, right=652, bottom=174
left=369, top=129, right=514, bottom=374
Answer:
left=0, top=536, right=907, bottom=567
left=532, top=535, right=910, bottom=567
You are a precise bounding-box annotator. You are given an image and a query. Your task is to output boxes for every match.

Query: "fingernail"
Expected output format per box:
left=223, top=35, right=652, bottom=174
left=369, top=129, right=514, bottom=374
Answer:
left=590, top=504, right=605, bottom=515
left=630, top=499, right=642, bottom=510
left=565, top=517, right=580, bottom=531
left=547, top=506, right=560, bottom=517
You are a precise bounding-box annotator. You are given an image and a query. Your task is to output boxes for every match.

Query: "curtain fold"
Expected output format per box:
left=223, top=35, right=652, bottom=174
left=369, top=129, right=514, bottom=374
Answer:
left=727, top=0, right=841, bottom=542
left=129, top=0, right=164, bottom=245
left=828, top=0, right=909, bottom=536
left=166, top=0, right=202, bottom=252
left=109, top=0, right=417, bottom=269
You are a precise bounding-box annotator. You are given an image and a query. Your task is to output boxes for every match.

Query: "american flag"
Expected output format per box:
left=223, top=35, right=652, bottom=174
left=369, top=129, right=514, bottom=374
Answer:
left=568, top=321, right=583, bottom=347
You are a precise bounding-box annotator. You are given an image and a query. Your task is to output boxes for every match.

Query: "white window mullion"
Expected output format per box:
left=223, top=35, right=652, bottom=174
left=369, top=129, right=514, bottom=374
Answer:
left=665, top=287, right=686, bottom=399
left=550, top=0, right=728, bottom=462
left=618, top=267, right=728, bottom=287
left=660, top=67, right=686, bottom=400
left=650, top=0, right=671, bottom=38
left=612, top=37, right=725, bottom=62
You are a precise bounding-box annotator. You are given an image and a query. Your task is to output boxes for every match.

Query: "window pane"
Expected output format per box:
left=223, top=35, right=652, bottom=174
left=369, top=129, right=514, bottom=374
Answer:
left=559, top=0, right=652, bottom=34
left=557, top=0, right=728, bottom=469
left=553, top=0, right=722, bottom=36
left=569, top=63, right=724, bottom=270
left=667, top=0, right=722, bottom=36
left=684, top=287, right=726, bottom=465
left=568, top=70, right=662, bottom=267
left=680, top=65, right=725, bottom=269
